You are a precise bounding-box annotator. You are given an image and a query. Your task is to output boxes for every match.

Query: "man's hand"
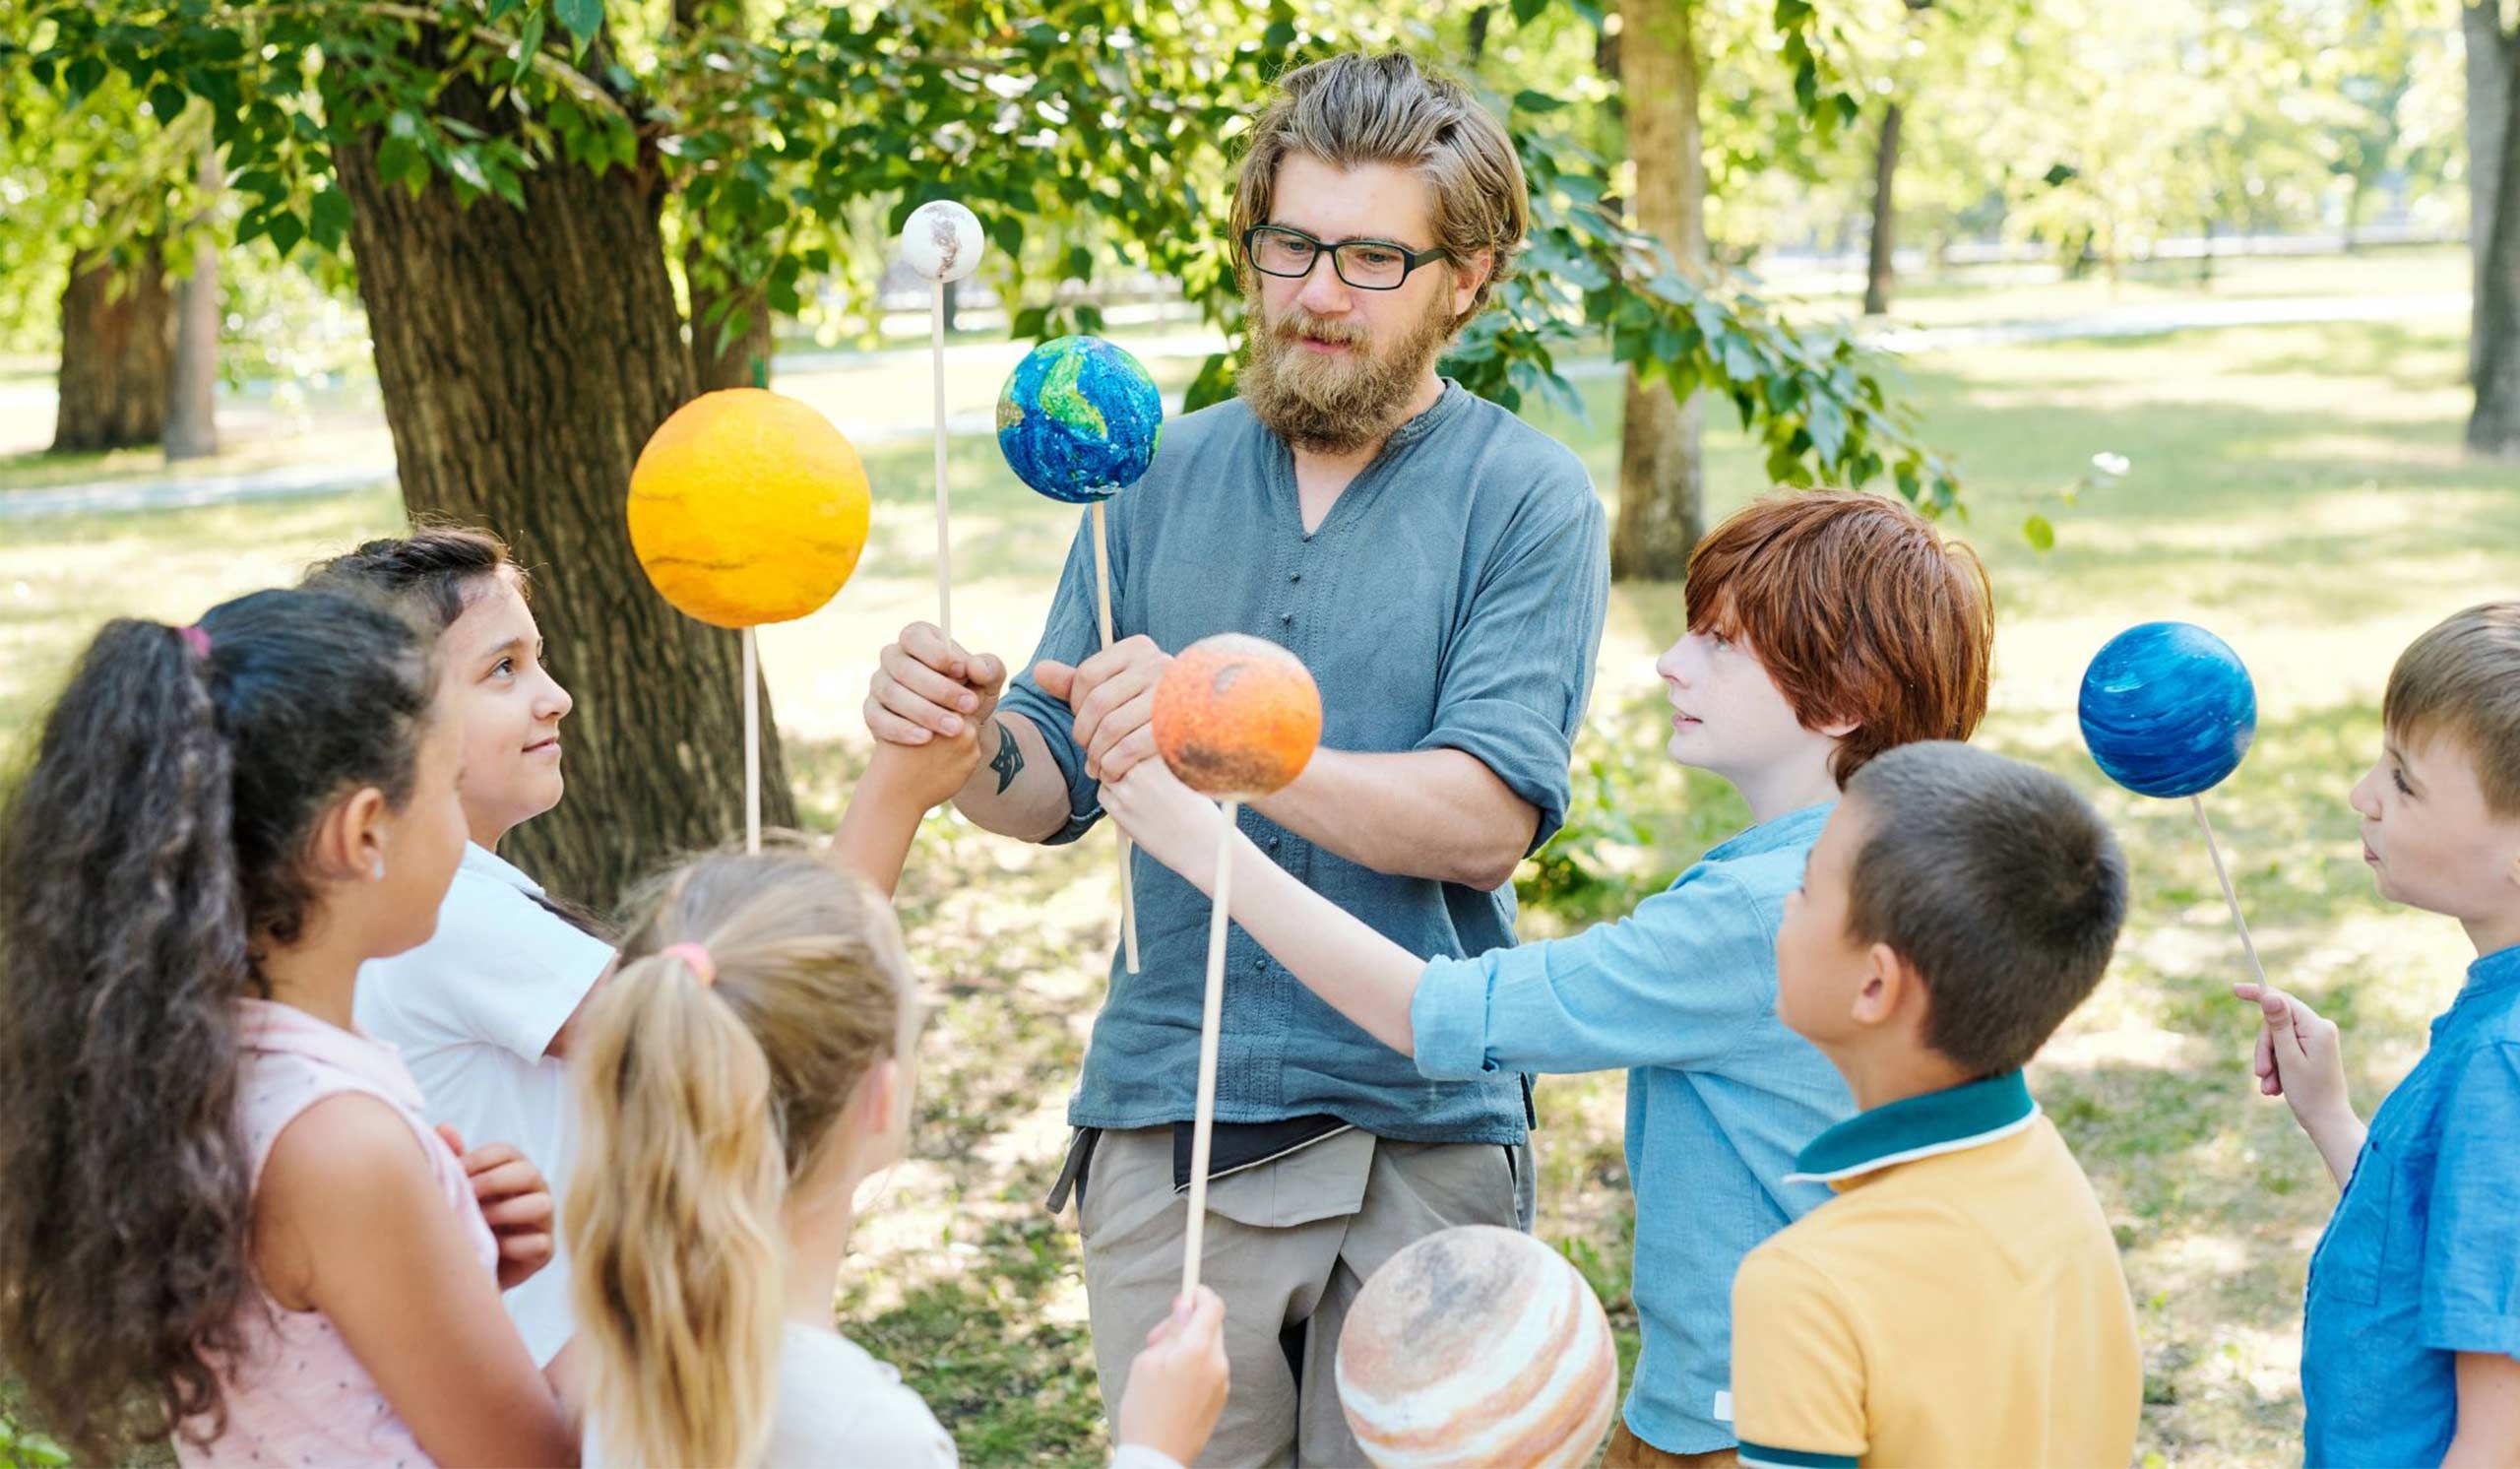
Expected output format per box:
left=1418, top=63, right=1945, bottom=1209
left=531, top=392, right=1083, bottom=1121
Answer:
left=1035, top=634, right=1171, bottom=782
left=436, top=1125, right=557, bottom=1293
left=1101, top=761, right=1229, bottom=886
left=865, top=621, right=1002, bottom=748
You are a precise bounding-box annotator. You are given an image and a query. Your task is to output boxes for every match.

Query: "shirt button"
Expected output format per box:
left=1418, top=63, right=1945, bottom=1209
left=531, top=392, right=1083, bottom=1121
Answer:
left=1290, top=572, right=1301, bottom=583
left=1281, top=612, right=1293, bottom=623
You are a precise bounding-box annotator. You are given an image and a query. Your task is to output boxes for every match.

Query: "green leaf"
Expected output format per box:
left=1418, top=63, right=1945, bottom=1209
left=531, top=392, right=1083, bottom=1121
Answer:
left=445, top=148, right=490, bottom=193
left=2023, top=514, right=2056, bottom=551
left=308, top=188, right=350, bottom=250
left=511, top=12, right=545, bottom=84
left=149, top=82, right=186, bottom=120
left=63, top=55, right=104, bottom=98
left=267, top=211, right=305, bottom=258
left=377, top=136, right=427, bottom=191
left=554, top=0, right=604, bottom=47
left=1513, top=89, right=1567, bottom=113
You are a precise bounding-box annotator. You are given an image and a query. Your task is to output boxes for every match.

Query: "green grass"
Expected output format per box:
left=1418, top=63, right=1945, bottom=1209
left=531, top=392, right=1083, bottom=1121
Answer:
left=1, top=278, right=2511, bottom=1466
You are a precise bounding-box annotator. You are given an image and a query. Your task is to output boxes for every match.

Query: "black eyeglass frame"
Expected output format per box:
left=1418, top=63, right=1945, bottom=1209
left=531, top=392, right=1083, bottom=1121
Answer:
left=1238, top=224, right=1450, bottom=290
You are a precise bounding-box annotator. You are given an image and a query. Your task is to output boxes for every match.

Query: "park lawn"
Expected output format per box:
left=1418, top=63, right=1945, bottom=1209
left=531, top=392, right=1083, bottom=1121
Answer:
left=1, top=304, right=2512, bottom=1468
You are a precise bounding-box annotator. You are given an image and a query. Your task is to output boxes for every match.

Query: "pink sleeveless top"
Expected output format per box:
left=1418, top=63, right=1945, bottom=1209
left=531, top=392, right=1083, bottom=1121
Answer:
left=179, top=999, right=498, bottom=1468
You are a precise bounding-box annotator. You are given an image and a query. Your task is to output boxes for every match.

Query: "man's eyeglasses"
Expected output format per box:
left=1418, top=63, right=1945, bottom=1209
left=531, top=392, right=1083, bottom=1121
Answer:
left=1240, top=224, right=1448, bottom=291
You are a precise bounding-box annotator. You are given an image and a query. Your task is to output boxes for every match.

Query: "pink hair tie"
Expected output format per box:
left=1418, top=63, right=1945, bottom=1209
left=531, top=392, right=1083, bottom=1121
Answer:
left=659, top=942, right=717, bottom=988
left=178, top=625, right=212, bottom=661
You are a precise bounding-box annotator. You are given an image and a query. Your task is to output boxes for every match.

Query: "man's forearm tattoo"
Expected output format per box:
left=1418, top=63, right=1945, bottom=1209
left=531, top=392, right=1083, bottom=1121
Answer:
left=989, top=720, right=1024, bottom=795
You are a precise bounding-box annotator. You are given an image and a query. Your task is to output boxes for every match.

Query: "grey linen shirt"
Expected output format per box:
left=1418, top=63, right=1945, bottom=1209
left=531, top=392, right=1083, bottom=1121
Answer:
left=997, top=380, right=1609, bottom=1143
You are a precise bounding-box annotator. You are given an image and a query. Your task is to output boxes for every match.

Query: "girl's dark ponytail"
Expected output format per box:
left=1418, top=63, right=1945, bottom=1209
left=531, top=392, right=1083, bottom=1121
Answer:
left=0, top=590, right=433, bottom=1460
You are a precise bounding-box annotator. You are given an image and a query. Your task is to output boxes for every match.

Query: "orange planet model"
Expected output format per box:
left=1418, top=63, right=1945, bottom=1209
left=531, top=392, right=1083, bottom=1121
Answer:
left=627, top=388, right=871, bottom=628
left=1151, top=634, right=1323, bottom=798
left=1336, top=1225, right=1618, bottom=1469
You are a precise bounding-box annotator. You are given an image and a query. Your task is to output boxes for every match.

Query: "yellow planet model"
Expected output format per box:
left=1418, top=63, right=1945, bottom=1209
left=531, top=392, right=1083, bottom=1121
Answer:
left=627, top=388, right=871, bottom=627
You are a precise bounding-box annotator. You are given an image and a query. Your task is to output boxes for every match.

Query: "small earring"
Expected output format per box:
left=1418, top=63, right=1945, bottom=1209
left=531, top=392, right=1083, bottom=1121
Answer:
left=371, top=856, right=388, bottom=883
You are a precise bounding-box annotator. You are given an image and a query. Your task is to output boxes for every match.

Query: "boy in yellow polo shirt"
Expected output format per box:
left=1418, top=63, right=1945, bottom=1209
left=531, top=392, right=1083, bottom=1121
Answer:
left=1732, top=740, right=2140, bottom=1468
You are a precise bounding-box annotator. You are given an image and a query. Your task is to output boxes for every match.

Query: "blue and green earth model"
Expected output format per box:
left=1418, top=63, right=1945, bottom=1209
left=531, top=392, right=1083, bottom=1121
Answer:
left=996, top=335, right=1164, bottom=504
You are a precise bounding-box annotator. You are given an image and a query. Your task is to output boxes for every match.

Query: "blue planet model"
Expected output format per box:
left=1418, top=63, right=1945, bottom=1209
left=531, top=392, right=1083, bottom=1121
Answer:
left=996, top=336, right=1164, bottom=504
left=2077, top=621, right=2258, bottom=798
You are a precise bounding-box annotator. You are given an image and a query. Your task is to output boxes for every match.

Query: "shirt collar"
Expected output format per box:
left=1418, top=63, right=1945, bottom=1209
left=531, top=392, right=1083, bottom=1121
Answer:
left=1380, top=378, right=1467, bottom=452
left=2456, top=943, right=2520, bottom=1009
left=1785, top=1069, right=2039, bottom=1186
left=1705, top=801, right=1835, bottom=864
left=460, top=840, right=543, bottom=898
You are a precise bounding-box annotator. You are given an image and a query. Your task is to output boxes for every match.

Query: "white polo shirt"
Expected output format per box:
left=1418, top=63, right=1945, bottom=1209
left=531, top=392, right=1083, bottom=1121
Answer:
left=356, top=841, right=612, bottom=1365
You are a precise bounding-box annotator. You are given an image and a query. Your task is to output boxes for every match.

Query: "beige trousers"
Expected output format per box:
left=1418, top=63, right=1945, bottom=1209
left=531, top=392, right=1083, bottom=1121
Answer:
left=1075, top=1125, right=1528, bottom=1468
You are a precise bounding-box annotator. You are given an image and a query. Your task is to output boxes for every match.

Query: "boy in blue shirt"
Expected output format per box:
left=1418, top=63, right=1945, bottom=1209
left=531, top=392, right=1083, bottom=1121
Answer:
left=1105, top=488, right=1995, bottom=1465
left=2237, top=601, right=2520, bottom=1465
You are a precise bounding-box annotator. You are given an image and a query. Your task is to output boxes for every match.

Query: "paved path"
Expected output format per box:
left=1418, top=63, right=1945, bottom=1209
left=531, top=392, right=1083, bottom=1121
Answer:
left=1, top=289, right=2470, bottom=523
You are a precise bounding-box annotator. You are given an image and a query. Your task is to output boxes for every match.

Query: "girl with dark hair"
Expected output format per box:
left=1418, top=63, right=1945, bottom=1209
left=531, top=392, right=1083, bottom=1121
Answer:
left=0, top=589, right=577, bottom=1467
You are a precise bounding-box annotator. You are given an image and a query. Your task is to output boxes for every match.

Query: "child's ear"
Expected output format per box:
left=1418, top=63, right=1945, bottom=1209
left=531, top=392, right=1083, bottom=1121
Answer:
left=1851, top=940, right=1904, bottom=1026
left=312, top=786, right=395, bottom=885
left=861, top=1056, right=904, bottom=1141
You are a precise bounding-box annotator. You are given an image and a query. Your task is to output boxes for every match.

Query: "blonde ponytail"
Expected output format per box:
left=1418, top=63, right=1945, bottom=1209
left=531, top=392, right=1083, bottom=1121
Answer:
left=567, top=949, right=785, bottom=1468
left=566, top=844, right=917, bottom=1469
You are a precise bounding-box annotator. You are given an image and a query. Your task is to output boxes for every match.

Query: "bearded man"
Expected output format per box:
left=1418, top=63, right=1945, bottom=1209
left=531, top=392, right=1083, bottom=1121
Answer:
left=866, top=50, right=1609, bottom=1467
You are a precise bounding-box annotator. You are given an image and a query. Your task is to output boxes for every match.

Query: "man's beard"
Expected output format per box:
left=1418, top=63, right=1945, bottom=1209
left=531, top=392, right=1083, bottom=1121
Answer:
left=1237, top=288, right=1457, bottom=455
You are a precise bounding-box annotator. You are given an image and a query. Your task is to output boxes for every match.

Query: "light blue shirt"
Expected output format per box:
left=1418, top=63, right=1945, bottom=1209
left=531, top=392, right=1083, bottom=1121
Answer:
left=2302, top=942, right=2520, bottom=1467
left=1412, top=801, right=1855, bottom=1454
left=997, top=384, right=1610, bottom=1143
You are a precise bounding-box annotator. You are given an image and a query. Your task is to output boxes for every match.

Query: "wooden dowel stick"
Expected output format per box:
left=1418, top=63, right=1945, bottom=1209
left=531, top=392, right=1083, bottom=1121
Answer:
left=742, top=627, right=761, bottom=855
left=930, top=279, right=953, bottom=641
left=1182, top=798, right=1237, bottom=1297
left=2191, top=794, right=2265, bottom=987
left=1092, top=499, right=1141, bottom=974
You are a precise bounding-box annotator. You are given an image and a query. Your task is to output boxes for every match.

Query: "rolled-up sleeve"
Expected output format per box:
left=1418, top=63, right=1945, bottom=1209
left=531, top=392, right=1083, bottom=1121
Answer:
left=995, top=510, right=1113, bottom=846
left=1409, top=867, right=1774, bottom=1078
left=1414, top=486, right=1608, bottom=855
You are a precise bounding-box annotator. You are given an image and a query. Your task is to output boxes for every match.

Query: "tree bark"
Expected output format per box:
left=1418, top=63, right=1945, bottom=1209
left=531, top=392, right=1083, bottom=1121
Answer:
left=51, top=246, right=171, bottom=454
left=685, top=240, right=775, bottom=393
left=336, top=73, right=797, bottom=908
left=2466, top=1, right=2512, bottom=384
left=165, top=139, right=223, bottom=462
left=1612, top=0, right=1707, bottom=582
left=2469, top=34, right=2520, bottom=457
left=1862, top=101, right=1904, bottom=317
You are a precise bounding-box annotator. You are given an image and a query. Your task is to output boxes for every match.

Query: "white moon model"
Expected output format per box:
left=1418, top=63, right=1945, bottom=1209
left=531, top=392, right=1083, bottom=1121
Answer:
left=900, top=199, right=984, bottom=284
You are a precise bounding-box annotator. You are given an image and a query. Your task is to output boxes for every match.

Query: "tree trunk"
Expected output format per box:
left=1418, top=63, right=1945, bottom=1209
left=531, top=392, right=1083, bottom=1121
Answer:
left=1862, top=101, right=1904, bottom=317
left=165, top=139, right=223, bottom=462
left=685, top=241, right=775, bottom=393
left=2469, top=37, right=2520, bottom=457
left=1612, top=0, right=1707, bottom=582
left=2467, top=1, right=2513, bottom=384
left=337, top=74, right=797, bottom=909
left=51, top=246, right=171, bottom=454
